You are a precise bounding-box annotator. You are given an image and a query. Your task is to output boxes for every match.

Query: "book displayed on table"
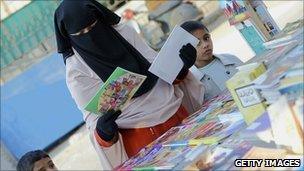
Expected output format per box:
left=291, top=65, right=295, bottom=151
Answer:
left=175, top=140, right=253, bottom=170
left=115, top=88, right=248, bottom=170
left=267, top=96, right=303, bottom=154
left=116, top=144, right=194, bottom=170
left=226, top=62, right=267, bottom=124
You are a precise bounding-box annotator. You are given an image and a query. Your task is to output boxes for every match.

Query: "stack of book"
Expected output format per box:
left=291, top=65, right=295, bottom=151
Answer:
left=251, top=21, right=303, bottom=106
left=115, top=96, right=303, bottom=170
left=116, top=94, right=247, bottom=170
left=256, top=60, right=303, bottom=105
left=267, top=96, right=303, bottom=154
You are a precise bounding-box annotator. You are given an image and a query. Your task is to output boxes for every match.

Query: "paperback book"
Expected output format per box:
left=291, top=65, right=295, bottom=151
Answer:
left=84, top=67, right=146, bottom=115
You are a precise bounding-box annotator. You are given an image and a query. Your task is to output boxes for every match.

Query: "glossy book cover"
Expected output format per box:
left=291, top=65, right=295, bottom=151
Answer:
left=84, top=67, right=146, bottom=115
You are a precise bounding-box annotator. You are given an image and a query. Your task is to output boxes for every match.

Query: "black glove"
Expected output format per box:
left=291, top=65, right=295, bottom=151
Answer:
left=177, top=43, right=197, bottom=79
left=96, top=109, right=121, bottom=142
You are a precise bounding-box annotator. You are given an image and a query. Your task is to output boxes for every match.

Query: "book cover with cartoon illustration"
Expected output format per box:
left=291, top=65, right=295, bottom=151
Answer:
left=84, top=67, right=146, bottom=115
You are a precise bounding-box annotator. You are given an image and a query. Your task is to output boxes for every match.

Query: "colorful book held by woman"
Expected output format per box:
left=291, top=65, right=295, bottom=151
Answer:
left=84, top=67, right=146, bottom=115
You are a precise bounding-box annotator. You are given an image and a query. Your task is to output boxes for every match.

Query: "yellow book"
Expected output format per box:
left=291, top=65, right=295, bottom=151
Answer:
left=226, top=63, right=267, bottom=125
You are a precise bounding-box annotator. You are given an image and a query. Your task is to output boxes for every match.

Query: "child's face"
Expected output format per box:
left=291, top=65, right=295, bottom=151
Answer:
left=192, top=29, right=213, bottom=66
left=33, top=157, right=57, bottom=171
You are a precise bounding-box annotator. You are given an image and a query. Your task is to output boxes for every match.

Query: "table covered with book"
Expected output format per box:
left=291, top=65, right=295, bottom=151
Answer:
left=115, top=20, right=304, bottom=171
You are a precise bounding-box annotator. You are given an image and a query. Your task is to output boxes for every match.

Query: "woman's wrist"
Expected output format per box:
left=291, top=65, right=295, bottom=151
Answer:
left=94, top=130, right=118, bottom=147
left=174, top=67, right=189, bottom=84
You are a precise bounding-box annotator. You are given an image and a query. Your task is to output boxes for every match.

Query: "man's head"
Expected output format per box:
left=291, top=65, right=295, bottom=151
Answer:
left=17, top=150, right=57, bottom=171
left=181, top=21, right=214, bottom=67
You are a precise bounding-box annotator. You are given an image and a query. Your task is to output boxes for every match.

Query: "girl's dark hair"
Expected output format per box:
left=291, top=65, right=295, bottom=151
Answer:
left=17, top=150, right=49, bottom=171
left=180, top=20, right=209, bottom=33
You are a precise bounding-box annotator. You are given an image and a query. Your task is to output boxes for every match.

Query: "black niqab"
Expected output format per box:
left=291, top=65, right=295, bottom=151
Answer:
left=54, top=0, right=158, bottom=97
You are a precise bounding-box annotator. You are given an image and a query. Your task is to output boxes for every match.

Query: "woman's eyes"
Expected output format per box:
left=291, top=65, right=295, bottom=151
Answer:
left=49, top=163, right=55, bottom=168
left=198, top=41, right=202, bottom=46
left=203, top=36, right=210, bottom=41
left=70, top=20, right=98, bottom=36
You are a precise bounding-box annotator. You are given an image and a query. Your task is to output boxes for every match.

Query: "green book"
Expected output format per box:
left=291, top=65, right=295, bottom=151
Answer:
left=84, top=67, right=147, bottom=115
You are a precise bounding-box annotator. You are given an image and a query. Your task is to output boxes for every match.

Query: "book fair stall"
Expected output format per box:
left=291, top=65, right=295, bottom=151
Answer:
left=114, top=18, right=304, bottom=171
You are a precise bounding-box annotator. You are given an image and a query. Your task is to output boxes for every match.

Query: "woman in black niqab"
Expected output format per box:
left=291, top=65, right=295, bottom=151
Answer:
left=54, top=0, right=158, bottom=97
